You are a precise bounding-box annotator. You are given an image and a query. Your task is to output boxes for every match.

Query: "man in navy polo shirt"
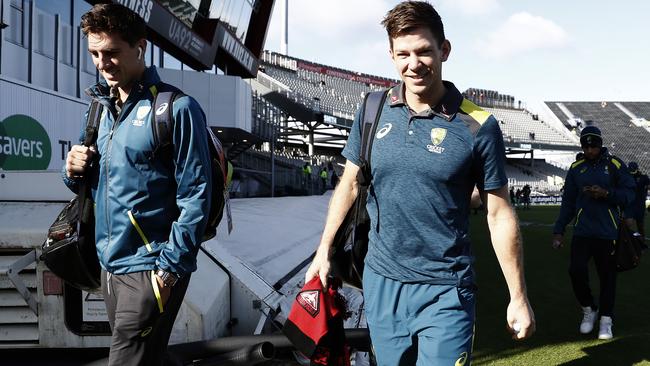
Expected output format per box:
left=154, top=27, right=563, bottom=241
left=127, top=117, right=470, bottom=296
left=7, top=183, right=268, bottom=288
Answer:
left=305, top=1, right=535, bottom=364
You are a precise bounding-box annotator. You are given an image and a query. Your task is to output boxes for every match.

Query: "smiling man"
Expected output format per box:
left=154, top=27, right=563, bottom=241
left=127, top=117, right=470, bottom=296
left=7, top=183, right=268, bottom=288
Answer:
left=305, top=1, right=535, bottom=364
left=63, top=3, right=212, bottom=365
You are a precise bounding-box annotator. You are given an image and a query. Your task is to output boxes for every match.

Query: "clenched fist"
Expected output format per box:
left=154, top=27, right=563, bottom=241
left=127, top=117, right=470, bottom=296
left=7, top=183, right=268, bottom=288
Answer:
left=65, top=145, right=96, bottom=178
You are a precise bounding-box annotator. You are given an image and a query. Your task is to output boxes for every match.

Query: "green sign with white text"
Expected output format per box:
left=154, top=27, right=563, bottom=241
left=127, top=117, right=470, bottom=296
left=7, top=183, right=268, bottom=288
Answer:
left=0, top=115, right=52, bottom=170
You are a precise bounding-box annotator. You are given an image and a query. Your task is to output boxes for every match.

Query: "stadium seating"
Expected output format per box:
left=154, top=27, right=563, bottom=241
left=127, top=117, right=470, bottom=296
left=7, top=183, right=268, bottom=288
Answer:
left=260, top=51, right=394, bottom=119
left=506, top=159, right=565, bottom=194
left=484, top=107, right=576, bottom=146
left=545, top=102, right=650, bottom=174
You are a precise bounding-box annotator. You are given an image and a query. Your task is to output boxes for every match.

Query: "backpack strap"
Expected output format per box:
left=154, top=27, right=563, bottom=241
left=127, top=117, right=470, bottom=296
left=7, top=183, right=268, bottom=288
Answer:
left=83, top=99, right=103, bottom=147
left=78, top=99, right=103, bottom=227
left=151, top=84, right=229, bottom=185
left=151, top=86, right=181, bottom=159
left=358, top=90, right=388, bottom=186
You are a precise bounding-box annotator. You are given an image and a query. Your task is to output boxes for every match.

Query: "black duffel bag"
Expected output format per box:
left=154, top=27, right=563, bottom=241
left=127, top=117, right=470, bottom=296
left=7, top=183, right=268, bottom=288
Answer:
left=41, top=195, right=100, bottom=290
left=40, top=100, right=102, bottom=291
left=615, top=222, right=643, bottom=272
left=329, top=91, right=387, bottom=289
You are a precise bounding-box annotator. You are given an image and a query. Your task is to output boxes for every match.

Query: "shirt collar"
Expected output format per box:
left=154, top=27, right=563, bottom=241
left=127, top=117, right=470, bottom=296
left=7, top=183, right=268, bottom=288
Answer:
left=387, top=80, right=463, bottom=121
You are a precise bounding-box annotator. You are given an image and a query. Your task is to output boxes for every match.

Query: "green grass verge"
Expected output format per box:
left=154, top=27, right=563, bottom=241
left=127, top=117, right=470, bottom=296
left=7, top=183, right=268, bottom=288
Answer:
left=471, top=206, right=650, bottom=366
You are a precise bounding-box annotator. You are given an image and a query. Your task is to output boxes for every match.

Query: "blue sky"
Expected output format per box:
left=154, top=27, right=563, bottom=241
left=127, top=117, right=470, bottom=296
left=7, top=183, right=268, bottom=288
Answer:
left=264, top=0, right=650, bottom=113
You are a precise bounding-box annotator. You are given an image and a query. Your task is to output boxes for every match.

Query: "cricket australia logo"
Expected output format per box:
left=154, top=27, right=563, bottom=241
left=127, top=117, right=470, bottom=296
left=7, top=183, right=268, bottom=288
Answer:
left=296, top=290, right=320, bottom=317
left=427, top=127, right=446, bottom=154
left=376, top=123, right=392, bottom=139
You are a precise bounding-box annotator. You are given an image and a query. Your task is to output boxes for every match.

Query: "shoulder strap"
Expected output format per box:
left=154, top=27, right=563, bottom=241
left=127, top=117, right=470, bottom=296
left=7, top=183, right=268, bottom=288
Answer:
left=83, top=99, right=103, bottom=147
left=78, top=99, right=103, bottom=224
left=358, top=90, right=388, bottom=186
left=152, top=90, right=178, bottom=153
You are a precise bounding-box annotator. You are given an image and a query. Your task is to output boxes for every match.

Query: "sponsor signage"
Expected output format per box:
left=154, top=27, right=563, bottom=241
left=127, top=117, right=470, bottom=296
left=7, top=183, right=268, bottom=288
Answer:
left=530, top=195, right=562, bottom=205
left=0, top=115, right=52, bottom=170
left=215, top=23, right=259, bottom=76
left=113, top=0, right=218, bottom=70
left=111, top=0, right=261, bottom=76
left=322, top=114, right=353, bottom=128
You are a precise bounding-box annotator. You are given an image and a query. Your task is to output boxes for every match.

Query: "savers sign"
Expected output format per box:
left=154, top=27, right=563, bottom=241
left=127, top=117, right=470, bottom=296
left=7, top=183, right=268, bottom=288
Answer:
left=0, top=114, right=52, bottom=170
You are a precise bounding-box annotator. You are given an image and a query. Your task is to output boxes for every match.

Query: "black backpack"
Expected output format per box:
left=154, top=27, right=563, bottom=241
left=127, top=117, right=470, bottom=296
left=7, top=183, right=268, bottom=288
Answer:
left=151, top=84, right=231, bottom=240
left=605, top=156, right=643, bottom=271
left=329, top=90, right=387, bottom=289
left=41, top=100, right=103, bottom=290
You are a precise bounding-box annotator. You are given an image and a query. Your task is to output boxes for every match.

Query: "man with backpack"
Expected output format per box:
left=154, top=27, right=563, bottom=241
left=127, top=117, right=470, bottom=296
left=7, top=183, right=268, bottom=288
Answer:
left=552, top=125, right=634, bottom=340
left=62, top=4, right=212, bottom=365
left=305, top=2, right=535, bottom=364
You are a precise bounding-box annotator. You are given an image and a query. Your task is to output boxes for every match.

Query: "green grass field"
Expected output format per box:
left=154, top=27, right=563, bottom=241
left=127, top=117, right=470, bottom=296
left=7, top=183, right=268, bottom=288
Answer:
left=470, top=206, right=650, bottom=366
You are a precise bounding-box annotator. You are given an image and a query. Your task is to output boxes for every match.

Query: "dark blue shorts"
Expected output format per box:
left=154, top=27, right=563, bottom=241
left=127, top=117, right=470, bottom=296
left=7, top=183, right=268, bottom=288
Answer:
left=363, top=265, right=475, bottom=365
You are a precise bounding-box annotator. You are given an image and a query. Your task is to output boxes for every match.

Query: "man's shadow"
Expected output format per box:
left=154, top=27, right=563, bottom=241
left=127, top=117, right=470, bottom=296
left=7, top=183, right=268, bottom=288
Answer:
left=559, top=335, right=650, bottom=366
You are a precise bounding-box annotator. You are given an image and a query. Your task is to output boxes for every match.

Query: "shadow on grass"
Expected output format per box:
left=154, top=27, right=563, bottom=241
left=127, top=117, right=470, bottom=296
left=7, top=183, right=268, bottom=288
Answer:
left=558, top=334, right=650, bottom=366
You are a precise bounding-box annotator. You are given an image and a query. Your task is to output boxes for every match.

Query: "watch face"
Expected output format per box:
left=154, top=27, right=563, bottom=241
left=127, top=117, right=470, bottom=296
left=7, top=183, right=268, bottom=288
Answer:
left=158, top=270, right=178, bottom=287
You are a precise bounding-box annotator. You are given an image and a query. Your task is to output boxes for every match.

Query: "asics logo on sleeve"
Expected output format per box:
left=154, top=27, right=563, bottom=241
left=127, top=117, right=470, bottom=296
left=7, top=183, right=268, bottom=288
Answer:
left=376, top=123, right=393, bottom=139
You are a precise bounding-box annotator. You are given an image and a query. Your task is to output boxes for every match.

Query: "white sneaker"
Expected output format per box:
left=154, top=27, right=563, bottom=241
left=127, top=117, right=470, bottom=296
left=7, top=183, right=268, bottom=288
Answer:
left=579, top=306, right=598, bottom=334
left=598, top=316, right=613, bottom=339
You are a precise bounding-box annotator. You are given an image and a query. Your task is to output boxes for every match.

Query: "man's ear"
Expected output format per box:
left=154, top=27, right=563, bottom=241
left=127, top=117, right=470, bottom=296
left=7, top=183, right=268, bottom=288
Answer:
left=137, top=40, right=147, bottom=58
left=440, top=39, right=451, bottom=62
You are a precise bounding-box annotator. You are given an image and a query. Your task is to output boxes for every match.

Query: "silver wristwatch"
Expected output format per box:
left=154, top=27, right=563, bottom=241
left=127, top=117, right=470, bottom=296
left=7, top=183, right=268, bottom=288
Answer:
left=156, top=269, right=178, bottom=287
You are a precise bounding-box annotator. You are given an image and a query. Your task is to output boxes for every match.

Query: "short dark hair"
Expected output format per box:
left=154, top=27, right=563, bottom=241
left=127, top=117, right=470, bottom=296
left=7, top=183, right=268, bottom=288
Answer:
left=81, top=3, right=146, bottom=46
left=381, top=1, right=445, bottom=48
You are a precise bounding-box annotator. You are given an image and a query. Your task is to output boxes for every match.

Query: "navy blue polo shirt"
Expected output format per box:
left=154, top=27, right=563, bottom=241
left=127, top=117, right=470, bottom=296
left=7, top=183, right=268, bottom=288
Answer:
left=342, top=81, right=507, bottom=286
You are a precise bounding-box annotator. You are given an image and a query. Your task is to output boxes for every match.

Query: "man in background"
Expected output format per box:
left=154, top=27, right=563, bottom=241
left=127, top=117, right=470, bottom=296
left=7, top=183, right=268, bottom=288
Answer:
left=552, top=126, right=634, bottom=340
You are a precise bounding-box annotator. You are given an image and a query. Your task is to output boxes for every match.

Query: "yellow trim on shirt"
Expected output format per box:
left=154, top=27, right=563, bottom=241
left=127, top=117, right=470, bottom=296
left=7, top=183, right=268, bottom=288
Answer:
left=571, top=159, right=585, bottom=169
left=150, top=270, right=164, bottom=314
left=460, top=99, right=491, bottom=125
left=127, top=210, right=152, bottom=252
left=608, top=209, right=618, bottom=229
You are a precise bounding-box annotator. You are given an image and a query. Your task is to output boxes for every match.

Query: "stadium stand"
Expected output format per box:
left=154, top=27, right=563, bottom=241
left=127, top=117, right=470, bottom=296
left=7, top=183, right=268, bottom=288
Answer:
left=260, top=51, right=395, bottom=119
left=545, top=101, right=650, bottom=175
left=506, top=159, right=565, bottom=194
left=484, top=107, right=577, bottom=147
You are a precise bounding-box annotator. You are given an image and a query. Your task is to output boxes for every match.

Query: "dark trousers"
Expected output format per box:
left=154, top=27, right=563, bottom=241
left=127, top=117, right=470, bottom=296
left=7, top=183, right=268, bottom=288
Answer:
left=569, top=236, right=617, bottom=317
left=101, top=269, right=190, bottom=366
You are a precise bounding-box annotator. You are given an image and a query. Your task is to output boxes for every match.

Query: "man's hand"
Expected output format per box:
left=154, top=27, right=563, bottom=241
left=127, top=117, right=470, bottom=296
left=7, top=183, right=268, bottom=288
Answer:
left=65, top=144, right=96, bottom=178
left=507, top=298, right=536, bottom=340
left=583, top=185, right=608, bottom=200
left=155, top=274, right=171, bottom=307
left=305, top=245, right=333, bottom=288
left=552, top=233, right=563, bottom=249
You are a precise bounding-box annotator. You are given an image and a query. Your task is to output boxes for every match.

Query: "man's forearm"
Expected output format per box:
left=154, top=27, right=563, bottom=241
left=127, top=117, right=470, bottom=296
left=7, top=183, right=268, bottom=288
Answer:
left=318, top=177, right=359, bottom=251
left=488, top=211, right=528, bottom=301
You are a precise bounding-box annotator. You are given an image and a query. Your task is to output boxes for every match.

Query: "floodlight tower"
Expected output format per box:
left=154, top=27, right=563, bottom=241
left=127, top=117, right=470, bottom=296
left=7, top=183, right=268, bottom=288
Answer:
left=280, top=0, right=288, bottom=55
